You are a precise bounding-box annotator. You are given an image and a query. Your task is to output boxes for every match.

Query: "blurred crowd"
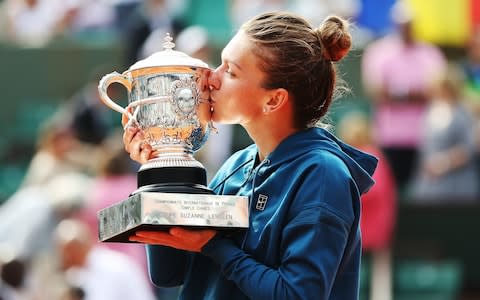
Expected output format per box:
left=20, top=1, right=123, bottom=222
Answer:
left=0, top=0, right=479, bottom=299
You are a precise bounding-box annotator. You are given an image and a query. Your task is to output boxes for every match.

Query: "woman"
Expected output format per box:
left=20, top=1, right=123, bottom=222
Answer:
left=123, top=11, right=377, bottom=300
left=409, top=65, right=479, bottom=201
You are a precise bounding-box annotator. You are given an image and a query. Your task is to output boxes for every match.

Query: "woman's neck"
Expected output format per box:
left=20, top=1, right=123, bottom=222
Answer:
left=244, top=119, right=298, bottom=162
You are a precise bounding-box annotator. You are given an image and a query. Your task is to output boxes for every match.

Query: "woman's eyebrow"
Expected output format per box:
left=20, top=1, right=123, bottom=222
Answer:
left=220, top=50, right=243, bottom=71
left=229, top=60, right=242, bottom=71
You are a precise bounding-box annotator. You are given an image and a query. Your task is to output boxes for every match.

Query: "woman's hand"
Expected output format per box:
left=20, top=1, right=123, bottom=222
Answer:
left=122, top=111, right=153, bottom=164
left=129, top=227, right=217, bottom=252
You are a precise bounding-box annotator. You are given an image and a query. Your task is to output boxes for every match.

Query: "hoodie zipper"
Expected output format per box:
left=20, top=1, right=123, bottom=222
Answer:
left=241, top=158, right=271, bottom=250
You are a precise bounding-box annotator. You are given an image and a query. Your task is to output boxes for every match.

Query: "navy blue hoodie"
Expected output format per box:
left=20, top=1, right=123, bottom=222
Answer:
left=146, top=127, right=377, bottom=300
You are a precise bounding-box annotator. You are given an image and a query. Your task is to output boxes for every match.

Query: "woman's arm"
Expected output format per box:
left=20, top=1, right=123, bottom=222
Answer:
left=201, top=206, right=354, bottom=300
left=146, top=244, right=190, bottom=287
left=201, top=169, right=358, bottom=300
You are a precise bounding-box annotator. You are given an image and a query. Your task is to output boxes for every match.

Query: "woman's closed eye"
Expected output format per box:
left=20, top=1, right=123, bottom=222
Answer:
left=225, top=66, right=236, bottom=77
left=218, top=61, right=236, bottom=77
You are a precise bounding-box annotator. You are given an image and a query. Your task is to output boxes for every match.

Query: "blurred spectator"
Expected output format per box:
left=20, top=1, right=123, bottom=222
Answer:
left=109, top=0, right=141, bottom=34
left=75, top=130, right=145, bottom=272
left=337, top=111, right=397, bottom=300
left=0, top=171, right=92, bottom=299
left=4, top=0, right=78, bottom=47
left=20, top=112, right=100, bottom=188
left=408, top=64, right=479, bottom=202
left=75, top=131, right=181, bottom=300
left=361, top=0, right=447, bottom=192
left=230, top=0, right=358, bottom=31
left=19, top=71, right=116, bottom=189
left=54, top=219, right=157, bottom=300
left=3, top=0, right=117, bottom=46
left=120, top=0, right=186, bottom=67
left=0, top=172, right=92, bottom=260
left=175, top=25, right=211, bottom=63
left=68, top=67, right=114, bottom=146
left=66, top=0, right=116, bottom=36
left=289, top=0, right=359, bottom=27
left=230, top=0, right=285, bottom=29
left=175, top=25, right=234, bottom=179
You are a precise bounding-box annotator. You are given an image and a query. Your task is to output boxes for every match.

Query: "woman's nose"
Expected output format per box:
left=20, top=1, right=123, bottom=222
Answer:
left=208, top=67, right=221, bottom=90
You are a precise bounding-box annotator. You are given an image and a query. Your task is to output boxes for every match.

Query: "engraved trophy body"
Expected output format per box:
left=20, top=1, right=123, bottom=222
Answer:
left=97, top=35, right=249, bottom=242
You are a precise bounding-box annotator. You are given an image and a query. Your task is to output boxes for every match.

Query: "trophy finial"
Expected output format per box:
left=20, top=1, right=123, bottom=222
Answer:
left=163, top=33, right=175, bottom=51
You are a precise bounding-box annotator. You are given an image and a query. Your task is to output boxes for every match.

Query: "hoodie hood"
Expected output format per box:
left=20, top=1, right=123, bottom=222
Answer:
left=265, top=127, right=377, bottom=194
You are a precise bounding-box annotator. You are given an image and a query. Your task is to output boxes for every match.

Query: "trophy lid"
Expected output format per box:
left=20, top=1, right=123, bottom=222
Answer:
left=128, top=33, right=209, bottom=71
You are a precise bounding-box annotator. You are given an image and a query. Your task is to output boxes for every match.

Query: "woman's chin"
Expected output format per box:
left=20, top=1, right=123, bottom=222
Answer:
left=211, top=109, right=235, bottom=125
left=211, top=113, right=221, bottom=123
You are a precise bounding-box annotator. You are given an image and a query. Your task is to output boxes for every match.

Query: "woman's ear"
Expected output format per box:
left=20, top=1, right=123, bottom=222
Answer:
left=263, top=88, right=289, bottom=113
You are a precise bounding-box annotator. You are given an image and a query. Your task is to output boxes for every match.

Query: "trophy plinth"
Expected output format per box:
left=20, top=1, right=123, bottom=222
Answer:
left=98, top=190, right=249, bottom=243
left=97, top=34, right=249, bottom=243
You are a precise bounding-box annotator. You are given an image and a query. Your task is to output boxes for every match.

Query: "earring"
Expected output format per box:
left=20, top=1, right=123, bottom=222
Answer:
left=263, top=107, right=268, bottom=113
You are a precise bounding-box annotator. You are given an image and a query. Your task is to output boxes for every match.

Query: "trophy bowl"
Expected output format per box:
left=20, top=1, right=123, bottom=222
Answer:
left=97, top=34, right=249, bottom=242
left=98, top=34, right=212, bottom=172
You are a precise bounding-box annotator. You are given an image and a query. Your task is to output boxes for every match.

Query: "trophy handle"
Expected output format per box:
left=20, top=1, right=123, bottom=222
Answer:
left=98, top=72, right=132, bottom=115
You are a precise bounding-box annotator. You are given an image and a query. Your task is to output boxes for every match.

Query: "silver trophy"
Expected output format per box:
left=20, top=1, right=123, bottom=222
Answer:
left=97, top=34, right=249, bottom=242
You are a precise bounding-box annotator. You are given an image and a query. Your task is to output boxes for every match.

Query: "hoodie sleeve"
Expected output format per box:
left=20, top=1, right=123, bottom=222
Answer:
left=146, top=245, right=190, bottom=287
left=202, top=157, right=360, bottom=300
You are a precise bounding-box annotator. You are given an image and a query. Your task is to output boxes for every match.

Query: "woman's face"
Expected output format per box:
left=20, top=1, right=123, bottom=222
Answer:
left=208, top=31, right=271, bottom=125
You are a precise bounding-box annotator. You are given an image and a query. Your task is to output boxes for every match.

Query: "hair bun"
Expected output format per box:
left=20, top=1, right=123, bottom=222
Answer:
left=317, top=16, right=352, bottom=62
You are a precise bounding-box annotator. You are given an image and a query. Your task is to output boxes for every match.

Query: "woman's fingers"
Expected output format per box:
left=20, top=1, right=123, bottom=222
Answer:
left=122, top=126, right=138, bottom=153
left=129, top=132, right=146, bottom=162
left=130, top=228, right=217, bottom=252
left=140, top=143, right=153, bottom=163
left=120, top=106, right=153, bottom=164
left=122, top=126, right=152, bottom=164
left=121, top=106, right=135, bottom=127
left=170, top=227, right=216, bottom=242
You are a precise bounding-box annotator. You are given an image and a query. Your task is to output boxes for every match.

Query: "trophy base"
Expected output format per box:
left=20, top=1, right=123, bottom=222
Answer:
left=98, top=166, right=249, bottom=243
left=98, top=186, right=249, bottom=242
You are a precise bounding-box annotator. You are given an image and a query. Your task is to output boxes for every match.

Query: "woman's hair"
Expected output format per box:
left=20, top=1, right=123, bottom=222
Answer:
left=241, top=12, right=352, bottom=128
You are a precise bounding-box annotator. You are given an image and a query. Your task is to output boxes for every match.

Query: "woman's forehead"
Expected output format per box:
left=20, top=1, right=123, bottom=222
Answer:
left=221, top=31, right=253, bottom=63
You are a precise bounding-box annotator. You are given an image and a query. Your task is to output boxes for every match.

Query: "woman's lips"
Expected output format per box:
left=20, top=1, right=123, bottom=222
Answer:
left=208, top=97, right=215, bottom=112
